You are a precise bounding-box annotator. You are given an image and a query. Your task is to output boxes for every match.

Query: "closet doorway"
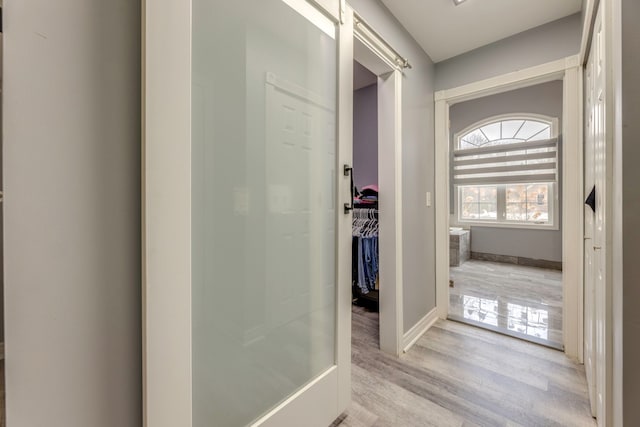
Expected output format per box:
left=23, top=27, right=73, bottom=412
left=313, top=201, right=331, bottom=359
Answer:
left=351, top=61, right=378, bottom=308
left=351, top=60, right=381, bottom=348
left=349, top=9, right=408, bottom=356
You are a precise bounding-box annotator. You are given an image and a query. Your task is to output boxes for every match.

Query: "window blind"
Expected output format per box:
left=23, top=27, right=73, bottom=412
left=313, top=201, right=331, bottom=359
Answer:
left=452, top=137, right=558, bottom=186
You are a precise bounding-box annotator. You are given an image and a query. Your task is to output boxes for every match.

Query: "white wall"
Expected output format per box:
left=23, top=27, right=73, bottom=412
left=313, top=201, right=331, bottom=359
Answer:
left=449, top=81, right=564, bottom=262
left=435, top=13, right=582, bottom=90
left=347, top=0, right=437, bottom=333
left=3, top=1, right=142, bottom=426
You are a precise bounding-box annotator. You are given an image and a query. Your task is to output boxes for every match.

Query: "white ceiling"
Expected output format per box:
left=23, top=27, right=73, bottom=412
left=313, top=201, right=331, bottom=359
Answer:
left=379, top=0, right=582, bottom=63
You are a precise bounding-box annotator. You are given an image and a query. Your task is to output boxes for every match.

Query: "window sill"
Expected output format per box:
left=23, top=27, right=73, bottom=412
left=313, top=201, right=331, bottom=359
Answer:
left=453, top=221, right=559, bottom=231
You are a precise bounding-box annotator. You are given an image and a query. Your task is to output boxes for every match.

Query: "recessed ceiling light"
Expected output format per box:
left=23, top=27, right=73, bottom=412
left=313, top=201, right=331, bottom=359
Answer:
left=453, top=0, right=467, bottom=5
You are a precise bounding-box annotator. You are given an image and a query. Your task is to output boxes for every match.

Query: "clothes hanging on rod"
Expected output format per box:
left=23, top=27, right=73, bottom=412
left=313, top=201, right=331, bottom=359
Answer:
left=352, top=207, right=379, bottom=295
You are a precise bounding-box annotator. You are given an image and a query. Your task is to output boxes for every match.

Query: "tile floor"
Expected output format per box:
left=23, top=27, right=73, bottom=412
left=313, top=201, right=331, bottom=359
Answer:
left=449, top=259, right=563, bottom=349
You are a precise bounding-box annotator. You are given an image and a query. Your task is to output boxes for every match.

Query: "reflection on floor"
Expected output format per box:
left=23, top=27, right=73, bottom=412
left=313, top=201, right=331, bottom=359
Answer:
left=333, top=306, right=594, bottom=427
left=449, top=259, right=563, bottom=349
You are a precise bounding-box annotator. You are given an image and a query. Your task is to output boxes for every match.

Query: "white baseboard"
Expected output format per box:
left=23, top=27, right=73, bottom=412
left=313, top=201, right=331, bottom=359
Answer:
left=402, top=307, right=439, bottom=353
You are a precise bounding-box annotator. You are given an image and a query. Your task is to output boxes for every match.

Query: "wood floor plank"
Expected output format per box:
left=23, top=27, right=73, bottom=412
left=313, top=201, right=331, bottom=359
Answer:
left=351, top=363, right=466, bottom=427
left=432, top=320, right=573, bottom=368
left=411, top=327, right=550, bottom=391
left=334, top=306, right=596, bottom=427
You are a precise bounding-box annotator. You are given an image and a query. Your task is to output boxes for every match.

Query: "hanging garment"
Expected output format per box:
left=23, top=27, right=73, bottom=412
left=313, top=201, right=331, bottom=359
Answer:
left=352, top=208, right=379, bottom=294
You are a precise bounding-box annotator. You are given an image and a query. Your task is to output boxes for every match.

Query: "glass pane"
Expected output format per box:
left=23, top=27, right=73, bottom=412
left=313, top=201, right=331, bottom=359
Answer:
left=505, top=183, right=551, bottom=223
left=506, top=184, right=525, bottom=202
left=461, top=187, right=479, bottom=203
left=192, top=1, right=337, bottom=425
left=502, top=120, right=524, bottom=139
left=460, top=129, right=488, bottom=149
left=506, top=181, right=526, bottom=221
left=478, top=186, right=497, bottom=202
left=460, top=202, right=479, bottom=220
left=527, top=183, right=550, bottom=223
left=528, top=127, right=551, bottom=141
left=479, top=203, right=497, bottom=219
left=459, top=186, right=497, bottom=221
left=506, top=203, right=526, bottom=221
left=481, top=122, right=501, bottom=141
left=516, top=120, right=549, bottom=140
left=460, top=187, right=478, bottom=220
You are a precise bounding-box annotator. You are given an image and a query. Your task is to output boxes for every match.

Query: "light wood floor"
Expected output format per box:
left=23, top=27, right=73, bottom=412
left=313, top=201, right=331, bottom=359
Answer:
left=332, top=306, right=595, bottom=427
left=449, top=260, right=563, bottom=349
left=0, top=315, right=594, bottom=427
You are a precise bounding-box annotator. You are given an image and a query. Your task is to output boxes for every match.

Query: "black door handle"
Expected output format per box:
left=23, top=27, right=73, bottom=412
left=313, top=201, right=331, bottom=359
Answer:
left=344, top=164, right=354, bottom=214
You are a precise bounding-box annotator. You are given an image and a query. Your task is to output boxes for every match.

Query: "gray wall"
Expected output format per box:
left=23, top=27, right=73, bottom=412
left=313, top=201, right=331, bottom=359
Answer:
left=353, top=84, right=379, bottom=189
left=621, top=0, right=640, bottom=422
left=449, top=81, right=564, bottom=262
left=3, top=1, right=142, bottom=426
left=347, top=0, right=437, bottom=333
left=435, top=13, right=582, bottom=90
left=1, top=30, right=3, bottom=344
left=354, top=60, right=377, bottom=90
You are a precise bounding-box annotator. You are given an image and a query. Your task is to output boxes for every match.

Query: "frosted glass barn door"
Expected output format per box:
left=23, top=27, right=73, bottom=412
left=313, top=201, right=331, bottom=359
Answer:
left=144, top=0, right=353, bottom=426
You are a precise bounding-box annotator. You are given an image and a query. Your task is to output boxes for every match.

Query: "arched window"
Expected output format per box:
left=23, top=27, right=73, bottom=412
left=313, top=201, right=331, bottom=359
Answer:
left=458, top=117, right=553, bottom=150
left=453, top=114, right=558, bottom=227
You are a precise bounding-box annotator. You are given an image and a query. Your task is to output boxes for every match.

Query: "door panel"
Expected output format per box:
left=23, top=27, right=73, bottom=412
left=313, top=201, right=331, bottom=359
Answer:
left=585, top=6, right=607, bottom=424
left=593, top=14, right=606, bottom=423
left=584, top=39, right=597, bottom=417
left=145, top=0, right=351, bottom=426
left=191, top=1, right=339, bottom=425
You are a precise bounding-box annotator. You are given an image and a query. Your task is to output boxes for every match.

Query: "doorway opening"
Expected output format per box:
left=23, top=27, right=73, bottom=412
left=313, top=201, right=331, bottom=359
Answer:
left=349, top=11, right=408, bottom=357
left=351, top=60, right=379, bottom=309
left=445, top=83, right=565, bottom=350
left=435, top=56, right=584, bottom=361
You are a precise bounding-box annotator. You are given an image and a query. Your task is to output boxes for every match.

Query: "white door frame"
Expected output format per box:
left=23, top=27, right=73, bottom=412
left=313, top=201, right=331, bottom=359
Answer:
left=580, top=0, right=623, bottom=424
left=583, top=42, right=597, bottom=417
left=336, top=0, right=354, bottom=415
left=143, top=0, right=351, bottom=426
left=351, top=8, right=406, bottom=356
left=434, top=55, right=585, bottom=361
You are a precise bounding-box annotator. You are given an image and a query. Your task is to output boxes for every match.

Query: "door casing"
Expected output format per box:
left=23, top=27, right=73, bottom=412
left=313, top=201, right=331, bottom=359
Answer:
left=434, top=55, right=585, bottom=362
left=352, top=9, right=407, bottom=356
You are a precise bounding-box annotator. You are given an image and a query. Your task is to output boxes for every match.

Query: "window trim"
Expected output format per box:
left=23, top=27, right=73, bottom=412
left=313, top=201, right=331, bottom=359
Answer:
left=454, top=183, right=559, bottom=230
left=455, top=113, right=558, bottom=148
left=452, top=113, right=559, bottom=230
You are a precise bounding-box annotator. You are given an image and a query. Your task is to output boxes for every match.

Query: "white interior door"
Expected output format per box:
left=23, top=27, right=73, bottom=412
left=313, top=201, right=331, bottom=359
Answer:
left=144, top=1, right=353, bottom=426
left=583, top=34, right=597, bottom=418
left=590, top=6, right=608, bottom=424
